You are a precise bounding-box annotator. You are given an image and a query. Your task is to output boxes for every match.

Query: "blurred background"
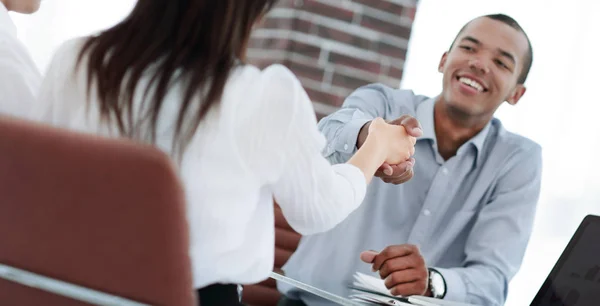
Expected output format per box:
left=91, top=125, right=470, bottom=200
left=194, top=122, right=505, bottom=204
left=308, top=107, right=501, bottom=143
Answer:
left=11, top=0, right=600, bottom=305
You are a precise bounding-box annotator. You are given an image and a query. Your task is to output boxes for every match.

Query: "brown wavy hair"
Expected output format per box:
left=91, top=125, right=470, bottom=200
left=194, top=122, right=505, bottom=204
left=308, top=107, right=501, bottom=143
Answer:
left=77, top=0, right=278, bottom=155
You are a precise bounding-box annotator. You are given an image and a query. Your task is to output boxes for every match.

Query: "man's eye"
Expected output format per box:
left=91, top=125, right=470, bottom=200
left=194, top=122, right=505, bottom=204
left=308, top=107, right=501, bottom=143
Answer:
left=495, top=59, right=508, bottom=69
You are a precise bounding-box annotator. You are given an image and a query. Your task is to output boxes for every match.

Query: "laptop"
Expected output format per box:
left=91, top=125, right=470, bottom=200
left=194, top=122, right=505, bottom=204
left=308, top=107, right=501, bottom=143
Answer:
left=530, top=214, right=600, bottom=306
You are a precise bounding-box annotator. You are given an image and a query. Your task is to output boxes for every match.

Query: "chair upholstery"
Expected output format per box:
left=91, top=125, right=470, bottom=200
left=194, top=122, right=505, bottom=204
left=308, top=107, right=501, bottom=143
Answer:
left=0, top=116, right=195, bottom=306
left=242, top=205, right=302, bottom=306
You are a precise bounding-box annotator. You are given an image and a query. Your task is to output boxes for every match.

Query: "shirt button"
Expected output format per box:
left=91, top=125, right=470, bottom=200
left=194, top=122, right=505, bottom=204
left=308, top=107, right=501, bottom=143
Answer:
left=344, top=144, right=349, bottom=150
left=423, top=209, right=431, bottom=216
left=441, top=167, right=448, bottom=175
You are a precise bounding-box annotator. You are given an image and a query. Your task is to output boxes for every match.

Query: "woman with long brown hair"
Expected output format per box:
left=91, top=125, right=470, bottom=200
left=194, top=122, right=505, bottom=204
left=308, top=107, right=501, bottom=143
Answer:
left=31, top=1, right=417, bottom=304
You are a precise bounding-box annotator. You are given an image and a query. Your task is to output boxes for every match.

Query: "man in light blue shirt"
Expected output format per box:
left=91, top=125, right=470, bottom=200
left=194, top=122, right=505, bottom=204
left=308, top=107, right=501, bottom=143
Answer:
left=278, top=14, right=542, bottom=306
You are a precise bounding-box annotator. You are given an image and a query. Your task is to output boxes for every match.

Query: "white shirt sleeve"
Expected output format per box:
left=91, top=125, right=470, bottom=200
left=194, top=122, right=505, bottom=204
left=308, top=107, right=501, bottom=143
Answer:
left=0, top=61, right=35, bottom=118
left=0, top=39, right=41, bottom=119
left=30, top=38, right=85, bottom=126
left=236, top=64, right=367, bottom=235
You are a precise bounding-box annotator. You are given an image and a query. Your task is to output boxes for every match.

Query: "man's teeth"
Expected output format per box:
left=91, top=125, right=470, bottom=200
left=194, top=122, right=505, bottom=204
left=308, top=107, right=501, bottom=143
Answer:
left=459, top=77, right=484, bottom=92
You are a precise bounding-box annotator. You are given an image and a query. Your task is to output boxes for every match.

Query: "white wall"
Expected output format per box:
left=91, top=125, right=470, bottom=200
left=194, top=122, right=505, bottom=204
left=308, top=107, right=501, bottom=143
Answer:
left=10, top=0, right=136, bottom=73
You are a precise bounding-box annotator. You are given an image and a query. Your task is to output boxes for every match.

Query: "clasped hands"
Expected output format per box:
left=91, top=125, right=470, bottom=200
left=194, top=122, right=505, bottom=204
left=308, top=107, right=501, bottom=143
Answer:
left=359, top=115, right=423, bottom=184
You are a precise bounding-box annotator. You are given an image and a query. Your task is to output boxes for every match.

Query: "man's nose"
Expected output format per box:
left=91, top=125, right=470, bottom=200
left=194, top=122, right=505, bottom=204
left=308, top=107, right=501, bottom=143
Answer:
left=468, top=58, right=490, bottom=74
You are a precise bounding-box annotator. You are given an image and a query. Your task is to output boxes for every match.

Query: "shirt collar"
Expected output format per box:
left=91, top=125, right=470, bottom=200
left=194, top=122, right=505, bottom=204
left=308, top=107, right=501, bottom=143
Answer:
left=415, top=97, right=436, bottom=142
left=0, top=2, right=17, bottom=38
left=415, top=96, right=492, bottom=167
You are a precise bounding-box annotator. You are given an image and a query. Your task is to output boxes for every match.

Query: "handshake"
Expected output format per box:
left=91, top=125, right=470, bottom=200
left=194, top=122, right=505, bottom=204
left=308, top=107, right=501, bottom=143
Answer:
left=358, top=115, right=423, bottom=184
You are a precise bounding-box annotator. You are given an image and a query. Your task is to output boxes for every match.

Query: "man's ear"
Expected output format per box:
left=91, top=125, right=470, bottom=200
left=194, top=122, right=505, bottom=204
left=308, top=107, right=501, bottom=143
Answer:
left=506, top=84, right=526, bottom=105
left=438, top=52, right=448, bottom=73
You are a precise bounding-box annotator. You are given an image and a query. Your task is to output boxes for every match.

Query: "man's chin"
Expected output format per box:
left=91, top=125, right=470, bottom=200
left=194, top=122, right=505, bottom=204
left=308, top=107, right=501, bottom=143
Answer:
left=445, top=101, right=482, bottom=118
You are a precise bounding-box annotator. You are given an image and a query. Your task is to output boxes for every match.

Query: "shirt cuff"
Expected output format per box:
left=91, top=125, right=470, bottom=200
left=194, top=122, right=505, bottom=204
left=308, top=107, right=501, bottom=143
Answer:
left=333, top=118, right=371, bottom=155
left=433, top=267, right=467, bottom=303
left=331, top=163, right=367, bottom=207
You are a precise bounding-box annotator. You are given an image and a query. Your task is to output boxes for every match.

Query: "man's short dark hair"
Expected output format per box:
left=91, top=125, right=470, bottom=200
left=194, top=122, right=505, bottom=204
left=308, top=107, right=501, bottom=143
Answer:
left=449, top=14, right=533, bottom=84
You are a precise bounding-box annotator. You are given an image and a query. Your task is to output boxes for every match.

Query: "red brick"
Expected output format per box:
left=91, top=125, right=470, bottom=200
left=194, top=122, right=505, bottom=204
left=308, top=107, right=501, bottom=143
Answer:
left=304, top=88, right=344, bottom=107
left=353, top=0, right=404, bottom=16
left=361, top=15, right=412, bottom=39
left=331, top=72, right=373, bottom=92
left=247, top=38, right=261, bottom=49
left=261, top=17, right=294, bottom=31
left=316, top=25, right=372, bottom=50
left=303, top=0, right=354, bottom=23
left=389, top=66, right=403, bottom=80
left=290, top=40, right=321, bottom=59
left=247, top=0, right=416, bottom=111
left=248, top=37, right=290, bottom=50
left=294, top=18, right=316, bottom=34
left=404, top=6, right=417, bottom=21
left=376, top=40, right=408, bottom=59
left=287, top=62, right=324, bottom=83
left=328, top=52, right=381, bottom=74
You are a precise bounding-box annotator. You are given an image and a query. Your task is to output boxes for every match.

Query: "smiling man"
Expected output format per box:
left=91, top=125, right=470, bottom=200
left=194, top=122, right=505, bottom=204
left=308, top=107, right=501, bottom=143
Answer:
left=277, top=14, right=542, bottom=306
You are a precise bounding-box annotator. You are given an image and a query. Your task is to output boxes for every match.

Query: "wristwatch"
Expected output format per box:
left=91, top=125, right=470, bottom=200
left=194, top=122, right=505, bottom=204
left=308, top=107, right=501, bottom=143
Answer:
left=428, top=268, right=447, bottom=299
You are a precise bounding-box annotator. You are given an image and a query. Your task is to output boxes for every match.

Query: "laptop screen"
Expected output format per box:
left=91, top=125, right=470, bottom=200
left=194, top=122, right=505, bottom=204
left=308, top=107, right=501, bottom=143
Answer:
left=530, top=215, right=600, bottom=306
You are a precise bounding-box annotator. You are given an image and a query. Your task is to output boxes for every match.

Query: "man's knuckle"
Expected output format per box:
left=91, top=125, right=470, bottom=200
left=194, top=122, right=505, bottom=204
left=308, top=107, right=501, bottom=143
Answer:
left=379, top=268, right=387, bottom=279
left=381, top=246, right=393, bottom=256
left=390, top=272, right=403, bottom=284
left=388, top=259, right=402, bottom=271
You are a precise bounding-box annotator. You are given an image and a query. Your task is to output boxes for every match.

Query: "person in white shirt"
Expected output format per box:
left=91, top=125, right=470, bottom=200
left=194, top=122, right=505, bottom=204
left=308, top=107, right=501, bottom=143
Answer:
left=30, top=1, right=422, bottom=305
left=0, top=0, right=42, bottom=118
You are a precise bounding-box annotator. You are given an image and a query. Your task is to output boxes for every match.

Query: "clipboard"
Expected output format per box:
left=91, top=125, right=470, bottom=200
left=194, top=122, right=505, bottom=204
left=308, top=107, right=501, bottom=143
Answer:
left=271, top=271, right=479, bottom=306
left=272, top=272, right=411, bottom=305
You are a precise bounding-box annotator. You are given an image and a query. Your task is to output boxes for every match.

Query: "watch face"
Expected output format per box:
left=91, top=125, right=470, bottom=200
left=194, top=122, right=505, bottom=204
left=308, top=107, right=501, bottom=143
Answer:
left=430, top=270, right=446, bottom=298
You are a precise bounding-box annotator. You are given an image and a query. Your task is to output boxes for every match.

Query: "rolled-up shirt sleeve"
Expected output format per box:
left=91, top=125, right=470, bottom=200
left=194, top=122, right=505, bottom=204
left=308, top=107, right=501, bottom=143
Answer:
left=318, top=84, right=397, bottom=165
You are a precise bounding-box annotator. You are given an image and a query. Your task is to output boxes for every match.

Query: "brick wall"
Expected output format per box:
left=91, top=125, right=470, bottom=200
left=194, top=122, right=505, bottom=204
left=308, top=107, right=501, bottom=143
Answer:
left=247, top=0, right=418, bottom=119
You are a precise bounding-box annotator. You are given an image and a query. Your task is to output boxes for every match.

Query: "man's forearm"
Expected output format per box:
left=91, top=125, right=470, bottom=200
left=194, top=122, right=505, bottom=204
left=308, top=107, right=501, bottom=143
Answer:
left=317, top=110, right=371, bottom=164
left=356, top=120, right=371, bottom=149
left=318, top=84, right=398, bottom=163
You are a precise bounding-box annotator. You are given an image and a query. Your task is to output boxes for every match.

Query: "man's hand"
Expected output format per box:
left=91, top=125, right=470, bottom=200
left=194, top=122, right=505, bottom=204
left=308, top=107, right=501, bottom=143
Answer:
left=376, top=158, right=415, bottom=184
left=357, top=115, right=423, bottom=184
left=360, top=245, right=430, bottom=297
